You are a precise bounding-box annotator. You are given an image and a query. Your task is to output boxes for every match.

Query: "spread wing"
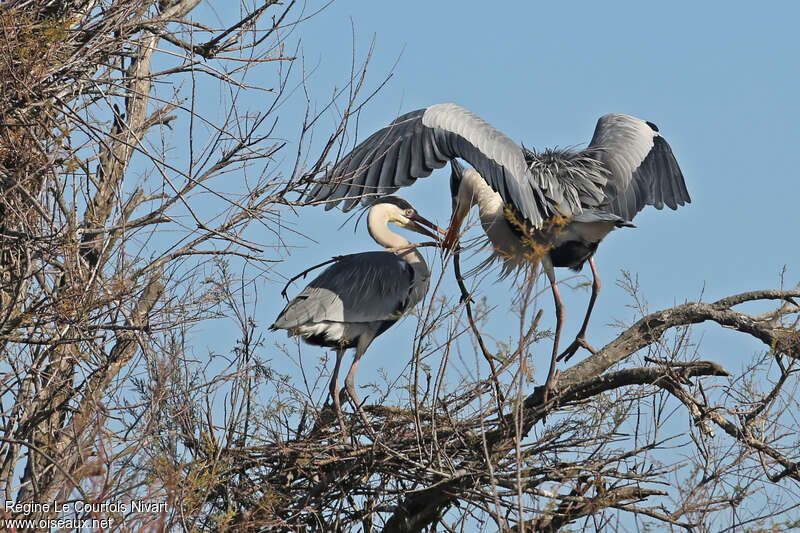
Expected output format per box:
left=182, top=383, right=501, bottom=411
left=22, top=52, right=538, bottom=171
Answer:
left=587, top=113, right=691, bottom=222
left=309, top=103, right=572, bottom=227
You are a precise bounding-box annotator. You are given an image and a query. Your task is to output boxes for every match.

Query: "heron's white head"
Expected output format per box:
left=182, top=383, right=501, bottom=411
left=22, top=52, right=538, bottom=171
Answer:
left=366, top=197, right=444, bottom=243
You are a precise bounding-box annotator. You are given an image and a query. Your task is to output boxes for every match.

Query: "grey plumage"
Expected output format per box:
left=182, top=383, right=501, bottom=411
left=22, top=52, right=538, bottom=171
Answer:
left=271, top=197, right=440, bottom=434
left=309, top=103, right=690, bottom=231
left=587, top=113, right=690, bottom=222
left=312, top=103, right=569, bottom=226
left=271, top=251, right=422, bottom=348
left=308, top=103, right=690, bottom=399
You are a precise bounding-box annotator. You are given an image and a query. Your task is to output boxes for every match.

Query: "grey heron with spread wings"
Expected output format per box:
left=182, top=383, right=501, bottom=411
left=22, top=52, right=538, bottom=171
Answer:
left=271, top=197, right=443, bottom=432
left=308, top=103, right=690, bottom=395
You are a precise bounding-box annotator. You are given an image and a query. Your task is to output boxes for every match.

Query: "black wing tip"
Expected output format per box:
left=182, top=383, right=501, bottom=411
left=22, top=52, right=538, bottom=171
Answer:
left=645, top=135, right=692, bottom=213
left=670, top=195, right=691, bottom=210
left=657, top=190, right=691, bottom=212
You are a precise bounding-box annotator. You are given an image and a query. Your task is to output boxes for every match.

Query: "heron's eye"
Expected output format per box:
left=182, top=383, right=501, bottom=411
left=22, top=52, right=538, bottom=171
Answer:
left=404, top=208, right=415, bottom=217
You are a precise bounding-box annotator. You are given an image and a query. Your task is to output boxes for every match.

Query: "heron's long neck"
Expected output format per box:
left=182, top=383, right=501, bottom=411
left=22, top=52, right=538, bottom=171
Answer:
left=459, top=167, right=506, bottom=226
left=458, top=167, right=526, bottom=273
left=367, top=206, right=425, bottom=266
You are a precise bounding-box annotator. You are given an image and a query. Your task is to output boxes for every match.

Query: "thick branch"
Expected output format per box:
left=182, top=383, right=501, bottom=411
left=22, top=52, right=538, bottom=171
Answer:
left=382, top=289, right=800, bottom=532
left=560, top=289, right=800, bottom=388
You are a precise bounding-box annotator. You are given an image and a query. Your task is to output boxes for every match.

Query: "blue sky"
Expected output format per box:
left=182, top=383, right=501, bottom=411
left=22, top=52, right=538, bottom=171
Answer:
left=248, top=1, right=799, bottom=387
left=159, top=0, right=800, bottom=527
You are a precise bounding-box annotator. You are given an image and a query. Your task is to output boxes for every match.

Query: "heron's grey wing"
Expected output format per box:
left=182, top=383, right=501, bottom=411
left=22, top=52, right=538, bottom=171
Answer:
left=587, top=114, right=691, bottom=222
left=272, top=251, right=420, bottom=329
left=309, top=103, right=565, bottom=227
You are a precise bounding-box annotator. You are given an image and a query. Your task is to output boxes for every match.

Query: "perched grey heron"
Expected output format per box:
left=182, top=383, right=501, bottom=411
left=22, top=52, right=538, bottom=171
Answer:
left=271, top=197, right=443, bottom=431
left=309, top=103, right=690, bottom=394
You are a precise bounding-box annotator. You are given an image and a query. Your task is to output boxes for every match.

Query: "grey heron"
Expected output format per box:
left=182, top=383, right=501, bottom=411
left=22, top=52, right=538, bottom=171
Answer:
left=308, top=103, right=690, bottom=394
left=271, top=197, right=443, bottom=432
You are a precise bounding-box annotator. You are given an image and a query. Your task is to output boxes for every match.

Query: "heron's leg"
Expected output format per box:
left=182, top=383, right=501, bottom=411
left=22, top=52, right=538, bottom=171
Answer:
left=543, top=260, right=564, bottom=402
left=330, top=346, right=347, bottom=438
left=345, top=337, right=376, bottom=437
left=559, top=256, right=601, bottom=362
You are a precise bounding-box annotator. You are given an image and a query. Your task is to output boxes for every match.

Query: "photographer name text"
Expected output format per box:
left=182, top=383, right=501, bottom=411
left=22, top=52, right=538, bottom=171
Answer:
left=4, top=499, right=166, bottom=514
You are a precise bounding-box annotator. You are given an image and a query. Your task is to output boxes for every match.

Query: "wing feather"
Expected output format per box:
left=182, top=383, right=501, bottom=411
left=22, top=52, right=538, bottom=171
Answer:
left=378, top=142, right=401, bottom=190
left=409, top=120, right=428, bottom=178
left=342, top=147, right=385, bottom=211
left=588, top=114, right=691, bottom=221
left=273, top=251, right=420, bottom=329
left=309, top=103, right=567, bottom=227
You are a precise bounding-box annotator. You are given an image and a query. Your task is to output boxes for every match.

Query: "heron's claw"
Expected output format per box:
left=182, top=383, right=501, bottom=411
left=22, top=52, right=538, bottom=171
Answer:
left=557, top=336, right=597, bottom=362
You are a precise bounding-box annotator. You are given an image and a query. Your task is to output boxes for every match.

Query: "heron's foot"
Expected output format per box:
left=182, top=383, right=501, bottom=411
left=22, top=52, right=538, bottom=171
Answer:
left=557, top=336, right=597, bottom=362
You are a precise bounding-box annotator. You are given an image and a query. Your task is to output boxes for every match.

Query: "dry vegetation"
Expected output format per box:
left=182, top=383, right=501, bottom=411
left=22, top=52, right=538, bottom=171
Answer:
left=0, top=1, right=799, bottom=532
